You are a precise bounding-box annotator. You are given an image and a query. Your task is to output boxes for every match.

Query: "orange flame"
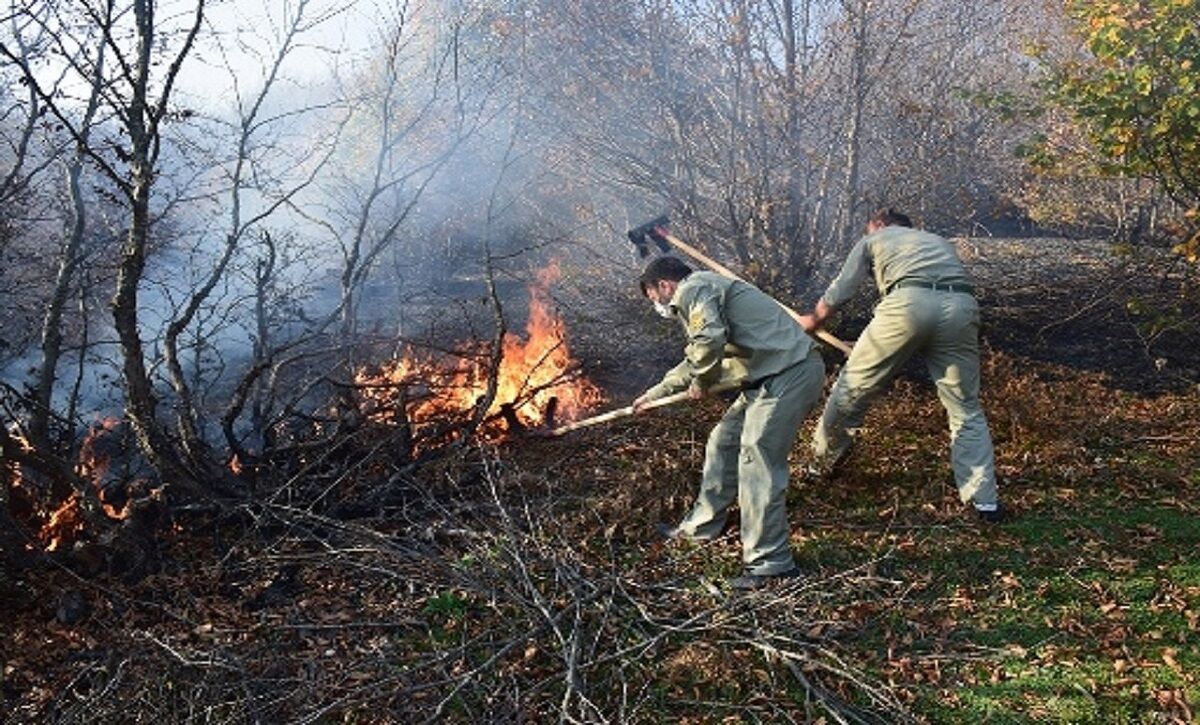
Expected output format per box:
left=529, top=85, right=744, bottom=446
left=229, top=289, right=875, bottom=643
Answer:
left=37, top=416, right=135, bottom=551
left=77, top=417, right=131, bottom=520
left=38, top=492, right=84, bottom=551
left=356, top=261, right=603, bottom=441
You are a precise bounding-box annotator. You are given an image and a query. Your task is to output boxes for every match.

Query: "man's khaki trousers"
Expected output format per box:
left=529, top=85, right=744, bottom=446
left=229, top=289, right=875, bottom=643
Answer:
left=813, top=287, right=998, bottom=507
left=677, top=351, right=824, bottom=576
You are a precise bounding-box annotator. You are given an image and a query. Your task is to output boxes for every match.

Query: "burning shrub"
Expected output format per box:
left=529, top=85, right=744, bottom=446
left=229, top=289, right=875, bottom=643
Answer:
left=355, top=262, right=603, bottom=450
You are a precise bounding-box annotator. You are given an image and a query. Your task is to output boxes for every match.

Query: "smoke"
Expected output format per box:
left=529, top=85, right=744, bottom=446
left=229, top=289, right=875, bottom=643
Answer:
left=4, top=0, right=1053, bottom=440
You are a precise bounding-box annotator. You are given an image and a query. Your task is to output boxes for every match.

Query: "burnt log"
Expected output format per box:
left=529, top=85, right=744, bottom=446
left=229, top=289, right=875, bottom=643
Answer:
left=62, top=482, right=171, bottom=584
left=499, top=402, right=525, bottom=434
left=0, top=482, right=35, bottom=572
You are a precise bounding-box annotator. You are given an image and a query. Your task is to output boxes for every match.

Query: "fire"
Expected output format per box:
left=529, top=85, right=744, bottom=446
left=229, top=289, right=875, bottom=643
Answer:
left=8, top=426, right=34, bottom=453
left=36, top=416, right=133, bottom=551
left=38, top=492, right=84, bottom=551
left=77, top=417, right=131, bottom=520
left=356, top=261, right=604, bottom=441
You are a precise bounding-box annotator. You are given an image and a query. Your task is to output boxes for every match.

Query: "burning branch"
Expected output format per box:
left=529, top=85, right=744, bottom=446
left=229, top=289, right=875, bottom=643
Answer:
left=466, top=232, right=509, bottom=446
left=352, top=261, right=603, bottom=454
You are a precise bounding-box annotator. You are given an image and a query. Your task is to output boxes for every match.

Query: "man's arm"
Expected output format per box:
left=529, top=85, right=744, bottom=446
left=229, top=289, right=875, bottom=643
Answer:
left=796, top=299, right=835, bottom=333
left=798, top=235, right=870, bottom=331
left=632, top=283, right=728, bottom=411
left=634, top=360, right=693, bottom=411
left=680, top=284, right=727, bottom=391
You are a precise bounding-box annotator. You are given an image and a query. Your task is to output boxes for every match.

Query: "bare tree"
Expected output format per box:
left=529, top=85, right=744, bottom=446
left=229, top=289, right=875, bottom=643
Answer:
left=160, top=0, right=343, bottom=472
left=0, top=6, right=55, bottom=205
left=475, top=0, right=1053, bottom=294
left=2, top=0, right=209, bottom=494
left=214, top=2, right=508, bottom=472
left=0, top=5, right=69, bottom=368
left=107, top=0, right=207, bottom=493
left=328, top=9, right=466, bottom=349
left=26, top=14, right=107, bottom=450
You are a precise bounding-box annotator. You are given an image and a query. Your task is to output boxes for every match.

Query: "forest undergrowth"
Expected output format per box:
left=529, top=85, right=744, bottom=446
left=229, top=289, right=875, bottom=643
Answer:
left=3, top=346, right=1197, bottom=723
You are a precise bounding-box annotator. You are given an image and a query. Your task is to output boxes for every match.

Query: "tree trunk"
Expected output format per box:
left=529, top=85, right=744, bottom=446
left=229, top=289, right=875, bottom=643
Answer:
left=31, top=148, right=95, bottom=450
left=113, top=169, right=193, bottom=490
left=783, top=0, right=817, bottom=293
left=111, top=0, right=204, bottom=498
left=28, top=24, right=107, bottom=450
left=834, top=0, right=870, bottom=250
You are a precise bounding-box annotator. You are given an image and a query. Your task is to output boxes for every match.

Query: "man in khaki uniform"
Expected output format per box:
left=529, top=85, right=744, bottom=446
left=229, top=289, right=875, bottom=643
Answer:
left=797, top=209, right=1001, bottom=520
left=633, top=256, right=825, bottom=589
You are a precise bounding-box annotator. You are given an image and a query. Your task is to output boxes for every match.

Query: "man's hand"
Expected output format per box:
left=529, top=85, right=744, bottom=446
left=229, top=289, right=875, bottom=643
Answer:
left=813, top=299, right=833, bottom=327
left=798, top=300, right=834, bottom=332
left=687, top=383, right=705, bottom=400
left=631, top=394, right=651, bottom=413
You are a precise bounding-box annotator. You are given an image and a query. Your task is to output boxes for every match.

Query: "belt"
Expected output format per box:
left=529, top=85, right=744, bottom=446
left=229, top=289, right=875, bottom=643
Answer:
left=888, top=279, right=974, bottom=296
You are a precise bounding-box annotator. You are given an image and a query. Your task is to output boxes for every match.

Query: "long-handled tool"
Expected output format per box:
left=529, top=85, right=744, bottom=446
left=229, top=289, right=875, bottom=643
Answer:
left=543, top=381, right=740, bottom=437
left=627, top=216, right=854, bottom=356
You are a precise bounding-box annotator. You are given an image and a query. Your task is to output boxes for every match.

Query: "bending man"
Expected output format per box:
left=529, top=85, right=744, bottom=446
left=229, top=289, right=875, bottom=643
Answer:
left=797, top=209, right=1002, bottom=521
left=633, top=256, right=825, bottom=589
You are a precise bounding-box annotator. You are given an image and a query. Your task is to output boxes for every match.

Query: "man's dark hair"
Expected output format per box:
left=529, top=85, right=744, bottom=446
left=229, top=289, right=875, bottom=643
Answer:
left=639, top=255, right=693, bottom=296
left=868, top=208, right=913, bottom=229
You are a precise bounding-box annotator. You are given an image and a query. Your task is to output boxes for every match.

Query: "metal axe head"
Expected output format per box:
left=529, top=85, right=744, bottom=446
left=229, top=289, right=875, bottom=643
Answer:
left=626, top=215, right=672, bottom=258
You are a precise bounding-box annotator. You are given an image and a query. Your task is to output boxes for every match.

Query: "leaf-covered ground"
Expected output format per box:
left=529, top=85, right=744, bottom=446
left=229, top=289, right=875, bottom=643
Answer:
left=3, top=350, right=1196, bottom=722
left=2, top=239, right=1199, bottom=722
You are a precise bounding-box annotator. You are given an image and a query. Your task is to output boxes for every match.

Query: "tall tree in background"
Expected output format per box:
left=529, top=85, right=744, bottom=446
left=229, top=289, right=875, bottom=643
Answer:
left=27, top=15, right=107, bottom=452
left=160, top=0, right=341, bottom=471
left=489, top=0, right=1045, bottom=294
left=93, top=0, right=205, bottom=493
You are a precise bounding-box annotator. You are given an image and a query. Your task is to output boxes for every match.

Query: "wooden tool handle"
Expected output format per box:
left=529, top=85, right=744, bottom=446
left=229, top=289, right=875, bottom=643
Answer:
left=547, top=381, right=740, bottom=437
left=782, top=308, right=854, bottom=357
left=660, top=231, right=741, bottom=281
left=659, top=230, right=854, bottom=356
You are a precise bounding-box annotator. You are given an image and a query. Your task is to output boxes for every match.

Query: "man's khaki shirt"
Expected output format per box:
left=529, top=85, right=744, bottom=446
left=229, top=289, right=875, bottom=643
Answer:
left=644, top=271, right=814, bottom=401
left=821, top=226, right=972, bottom=309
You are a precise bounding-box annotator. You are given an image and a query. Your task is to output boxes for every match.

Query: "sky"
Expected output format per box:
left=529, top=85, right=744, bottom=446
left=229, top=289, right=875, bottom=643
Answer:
left=174, top=0, right=384, bottom=113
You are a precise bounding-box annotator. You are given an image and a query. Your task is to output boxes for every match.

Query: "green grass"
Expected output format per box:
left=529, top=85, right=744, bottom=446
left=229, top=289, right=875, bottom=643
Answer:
left=855, top=494, right=1200, bottom=722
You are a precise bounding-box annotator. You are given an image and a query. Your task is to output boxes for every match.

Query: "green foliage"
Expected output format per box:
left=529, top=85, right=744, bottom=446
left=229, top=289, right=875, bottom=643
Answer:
left=422, top=590, right=470, bottom=621
left=1048, top=0, right=1200, bottom=226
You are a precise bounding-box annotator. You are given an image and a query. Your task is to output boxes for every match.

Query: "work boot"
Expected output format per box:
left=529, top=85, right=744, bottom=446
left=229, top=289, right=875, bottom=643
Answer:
left=975, top=503, right=1008, bottom=524
left=803, top=440, right=856, bottom=481
left=654, top=522, right=720, bottom=543
left=728, top=567, right=802, bottom=591
left=825, top=439, right=855, bottom=475
left=654, top=522, right=683, bottom=541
